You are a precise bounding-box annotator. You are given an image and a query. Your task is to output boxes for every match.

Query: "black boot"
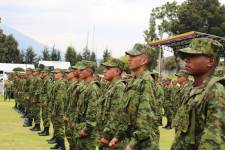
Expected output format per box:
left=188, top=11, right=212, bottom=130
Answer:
left=56, top=138, right=66, bottom=150
left=30, top=124, right=41, bottom=131
left=50, top=137, right=59, bottom=149
left=47, top=134, right=55, bottom=142
left=48, top=136, right=57, bottom=144
left=23, top=118, right=32, bottom=127
left=38, top=127, right=49, bottom=136
left=163, top=117, right=172, bottom=129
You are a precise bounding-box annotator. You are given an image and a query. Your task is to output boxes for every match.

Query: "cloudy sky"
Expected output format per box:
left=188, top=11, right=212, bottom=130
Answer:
left=1, top=0, right=225, bottom=58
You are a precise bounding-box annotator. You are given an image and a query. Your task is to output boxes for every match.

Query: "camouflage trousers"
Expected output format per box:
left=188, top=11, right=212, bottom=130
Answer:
left=65, top=124, right=76, bottom=150
left=30, top=99, right=41, bottom=124
left=71, top=123, right=95, bottom=150
left=51, top=114, right=65, bottom=139
left=41, top=97, right=50, bottom=128
left=25, top=98, right=32, bottom=119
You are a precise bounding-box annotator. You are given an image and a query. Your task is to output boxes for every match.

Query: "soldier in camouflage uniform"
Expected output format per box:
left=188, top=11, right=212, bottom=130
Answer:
left=109, top=46, right=159, bottom=150
left=171, top=38, right=225, bottom=150
left=96, top=58, right=126, bottom=150
left=71, top=60, right=100, bottom=150
left=30, top=68, right=42, bottom=131
left=171, top=70, right=190, bottom=121
left=23, top=68, right=34, bottom=127
left=64, top=65, right=80, bottom=150
left=50, top=68, right=66, bottom=150
left=38, top=68, right=51, bottom=136
left=150, top=72, right=164, bottom=126
left=162, top=78, right=173, bottom=129
left=17, top=72, right=27, bottom=115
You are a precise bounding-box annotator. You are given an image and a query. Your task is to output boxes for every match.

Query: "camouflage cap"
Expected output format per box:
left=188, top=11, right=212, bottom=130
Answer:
left=41, top=68, right=50, bottom=73
left=33, top=68, right=41, bottom=72
left=26, top=68, right=33, bottom=71
left=150, top=71, right=159, bottom=80
left=125, top=45, right=153, bottom=57
left=51, top=68, right=64, bottom=73
left=214, top=68, right=224, bottom=77
left=77, top=60, right=97, bottom=70
left=175, top=70, right=189, bottom=77
left=178, top=38, right=224, bottom=60
left=101, top=58, right=125, bottom=70
left=72, top=61, right=83, bottom=70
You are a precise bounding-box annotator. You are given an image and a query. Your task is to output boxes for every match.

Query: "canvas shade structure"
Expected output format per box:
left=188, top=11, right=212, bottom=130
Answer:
left=148, top=31, right=225, bottom=75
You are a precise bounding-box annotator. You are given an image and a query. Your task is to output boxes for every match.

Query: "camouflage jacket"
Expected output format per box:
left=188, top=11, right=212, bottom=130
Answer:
left=51, top=80, right=66, bottom=116
left=171, top=76, right=225, bottom=150
left=115, top=70, right=159, bottom=149
left=78, top=80, right=100, bottom=135
left=97, top=79, right=126, bottom=140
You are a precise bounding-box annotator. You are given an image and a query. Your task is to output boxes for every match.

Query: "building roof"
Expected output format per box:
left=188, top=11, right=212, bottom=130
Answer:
left=38, top=61, right=71, bottom=69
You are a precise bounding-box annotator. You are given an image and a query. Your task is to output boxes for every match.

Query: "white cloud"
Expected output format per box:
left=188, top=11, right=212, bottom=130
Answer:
left=1, top=0, right=225, bottom=58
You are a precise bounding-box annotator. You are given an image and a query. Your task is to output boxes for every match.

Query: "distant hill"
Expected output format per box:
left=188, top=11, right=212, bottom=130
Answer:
left=0, top=23, right=46, bottom=55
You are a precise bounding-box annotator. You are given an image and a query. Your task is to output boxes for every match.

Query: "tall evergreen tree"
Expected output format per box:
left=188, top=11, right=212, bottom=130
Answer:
left=42, top=47, right=51, bottom=60
left=102, top=49, right=111, bottom=62
left=65, top=46, right=77, bottom=65
left=25, top=47, right=37, bottom=64
left=90, top=51, right=97, bottom=62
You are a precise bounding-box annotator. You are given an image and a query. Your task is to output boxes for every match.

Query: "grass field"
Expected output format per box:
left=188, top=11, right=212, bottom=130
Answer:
left=0, top=96, right=174, bottom=150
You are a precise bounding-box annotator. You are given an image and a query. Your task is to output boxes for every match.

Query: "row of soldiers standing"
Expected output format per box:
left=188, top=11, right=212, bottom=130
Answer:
left=13, top=37, right=225, bottom=150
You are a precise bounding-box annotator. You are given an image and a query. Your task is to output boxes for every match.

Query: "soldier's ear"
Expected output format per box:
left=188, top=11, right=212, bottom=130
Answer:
left=207, top=57, right=215, bottom=68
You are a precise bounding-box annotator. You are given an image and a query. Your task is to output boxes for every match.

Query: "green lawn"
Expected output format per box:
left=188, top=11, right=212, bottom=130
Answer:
left=0, top=96, right=174, bottom=150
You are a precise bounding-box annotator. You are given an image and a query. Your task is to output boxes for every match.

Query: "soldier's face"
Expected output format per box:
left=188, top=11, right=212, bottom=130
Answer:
left=54, top=72, right=63, bottom=80
left=72, top=70, right=80, bottom=77
left=79, top=68, right=92, bottom=79
left=184, top=54, right=214, bottom=76
left=26, top=70, right=32, bottom=76
left=66, top=72, right=74, bottom=80
left=128, top=55, right=149, bottom=70
left=103, top=67, right=119, bottom=81
left=32, top=71, right=39, bottom=76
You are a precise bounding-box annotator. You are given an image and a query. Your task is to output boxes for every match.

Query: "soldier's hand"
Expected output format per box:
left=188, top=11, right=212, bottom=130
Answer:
left=26, top=96, right=29, bottom=100
left=100, top=137, right=109, bottom=145
left=70, top=123, right=75, bottom=129
left=109, top=137, right=119, bottom=149
left=125, top=145, right=132, bottom=150
left=79, top=130, right=88, bottom=137
left=63, top=116, right=69, bottom=124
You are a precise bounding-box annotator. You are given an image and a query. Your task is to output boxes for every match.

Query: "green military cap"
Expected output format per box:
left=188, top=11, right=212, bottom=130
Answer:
left=33, top=68, right=41, bottom=72
left=101, top=58, right=125, bottom=70
left=26, top=68, right=33, bottom=71
left=72, top=61, right=83, bottom=70
left=214, top=68, right=224, bottom=77
left=51, top=68, right=64, bottom=73
left=19, top=71, right=26, bottom=75
left=125, top=45, right=153, bottom=57
left=175, top=70, right=189, bottom=77
left=150, top=71, right=159, bottom=80
left=41, top=68, right=50, bottom=73
left=77, top=60, right=97, bottom=70
left=178, top=38, right=224, bottom=60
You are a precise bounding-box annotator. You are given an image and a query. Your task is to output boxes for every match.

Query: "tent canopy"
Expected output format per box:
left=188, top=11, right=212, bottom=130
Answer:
left=149, top=31, right=225, bottom=51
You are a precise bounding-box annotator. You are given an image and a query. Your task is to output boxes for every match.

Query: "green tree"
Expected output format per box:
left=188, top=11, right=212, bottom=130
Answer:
left=25, top=47, right=37, bottom=64
left=65, top=46, right=77, bottom=66
left=82, top=47, right=91, bottom=60
left=42, top=47, right=51, bottom=60
left=51, top=46, right=61, bottom=61
left=102, top=49, right=111, bottom=62
left=152, top=0, right=225, bottom=36
left=90, top=51, right=96, bottom=62
left=76, top=53, right=83, bottom=61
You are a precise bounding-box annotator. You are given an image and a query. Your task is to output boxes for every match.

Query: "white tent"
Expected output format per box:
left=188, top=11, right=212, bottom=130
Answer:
left=0, top=63, right=35, bottom=73
left=39, top=61, right=71, bottom=69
